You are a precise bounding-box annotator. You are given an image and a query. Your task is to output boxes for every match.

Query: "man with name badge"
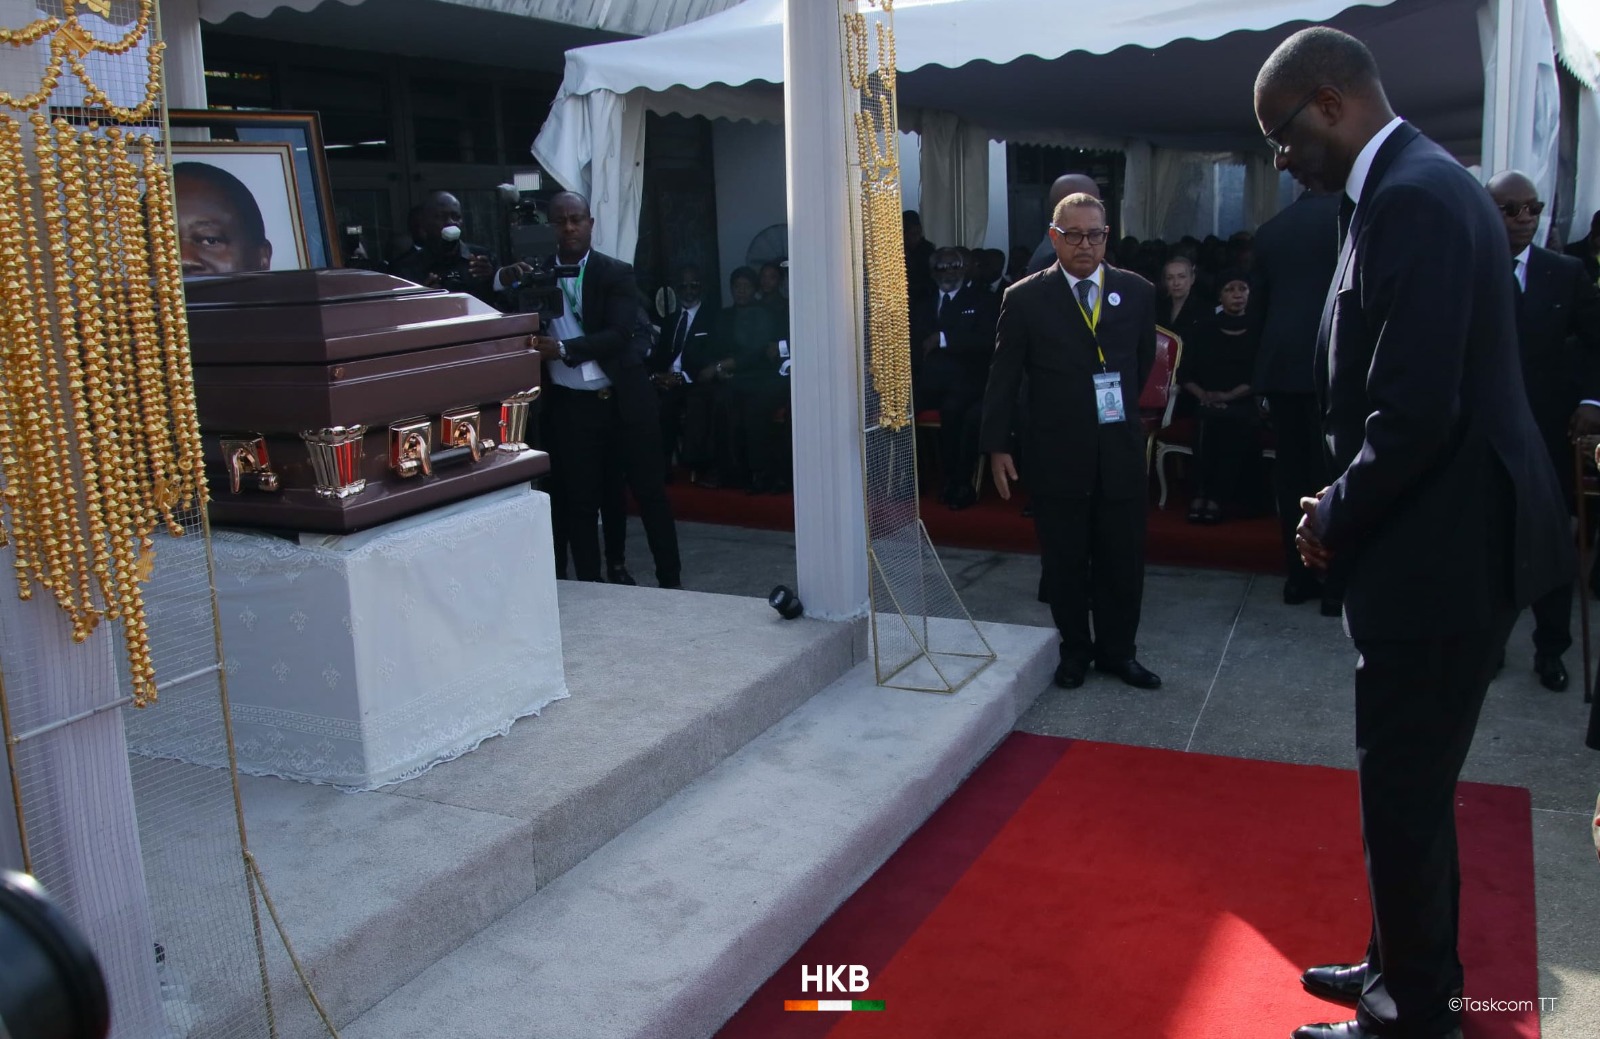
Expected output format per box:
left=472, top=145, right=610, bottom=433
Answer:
left=981, top=192, right=1160, bottom=691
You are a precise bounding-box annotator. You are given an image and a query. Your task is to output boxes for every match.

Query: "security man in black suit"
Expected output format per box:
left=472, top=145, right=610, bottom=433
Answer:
left=913, top=246, right=999, bottom=509
left=532, top=191, right=681, bottom=589
left=649, top=264, right=717, bottom=474
left=980, top=193, right=1160, bottom=690
left=1251, top=189, right=1344, bottom=612
left=1255, top=28, right=1572, bottom=1039
left=1487, top=170, right=1600, bottom=691
left=1566, top=209, right=1600, bottom=287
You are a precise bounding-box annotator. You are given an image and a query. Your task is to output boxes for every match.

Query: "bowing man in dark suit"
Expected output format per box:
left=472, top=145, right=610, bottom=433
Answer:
left=1251, top=189, right=1344, bottom=611
left=913, top=246, right=999, bottom=509
left=532, top=191, right=682, bottom=589
left=1255, top=29, right=1572, bottom=1039
left=649, top=265, right=717, bottom=474
left=1487, top=170, right=1600, bottom=690
left=1566, top=210, right=1600, bottom=287
left=980, top=193, right=1160, bottom=690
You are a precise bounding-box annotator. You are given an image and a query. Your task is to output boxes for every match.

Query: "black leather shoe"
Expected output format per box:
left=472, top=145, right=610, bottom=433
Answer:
left=1291, top=1022, right=1460, bottom=1039
left=1534, top=654, right=1569, bottom=691
left=946, top=484, right=977, bottom=511
left=1094, top=657, right=1162, bottom=689
left=1284, top=576, right=1324, bottom=605
left=1300, top=961, right=1364, bottom=1004
left=606, top=564, right=637, bottom=586
left=1319, top=596, right=1343, bottom=618
left=1054, top=658, right=1087, bottom=689
left=658, top=573, right=682, bottom=590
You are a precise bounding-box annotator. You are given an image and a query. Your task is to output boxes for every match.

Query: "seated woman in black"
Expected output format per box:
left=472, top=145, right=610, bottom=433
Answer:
left=1158, top=255, right=1207, bottom=344
left=1177, top=271, right=1260, bottom=524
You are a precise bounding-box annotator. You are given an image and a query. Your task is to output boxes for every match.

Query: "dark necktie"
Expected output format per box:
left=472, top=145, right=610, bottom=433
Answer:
left=938, top=293, right=953, bottom=322
left=675, top=311, right=690, bottom=354
left=1338, top=193, right=1355, bottom=246
left=1512, top=258, right=1523, bottom=294
left=1075, top=279, right=1094, bottom=312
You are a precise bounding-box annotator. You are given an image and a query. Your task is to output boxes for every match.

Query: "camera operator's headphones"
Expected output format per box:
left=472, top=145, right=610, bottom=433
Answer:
left=0, top=870, right=110, bottom=1039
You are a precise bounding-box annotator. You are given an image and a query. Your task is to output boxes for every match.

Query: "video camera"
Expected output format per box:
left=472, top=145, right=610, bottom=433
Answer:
left=507, top=255, right=583, bottom=320
left=0, top=870, right=110, bottom=1039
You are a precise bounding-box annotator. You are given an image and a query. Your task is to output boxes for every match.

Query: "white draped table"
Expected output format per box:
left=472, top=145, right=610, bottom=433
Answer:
left=137, top=484, right=567, bottom=790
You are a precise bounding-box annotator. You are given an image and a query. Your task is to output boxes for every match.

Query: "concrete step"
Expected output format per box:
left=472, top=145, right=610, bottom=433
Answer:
left=230, top=583, right=864, bottom=1036
left=337, top=618, right=1057, bottom=1039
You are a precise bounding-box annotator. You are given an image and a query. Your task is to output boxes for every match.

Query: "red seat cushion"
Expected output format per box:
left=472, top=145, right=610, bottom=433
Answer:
left=1155, top=416, right=1196, bottom=446
left=914, top=409, right=941, bottom=426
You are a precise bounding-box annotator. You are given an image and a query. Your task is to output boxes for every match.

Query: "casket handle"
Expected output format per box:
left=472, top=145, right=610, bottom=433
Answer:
left=221, top=436, right=280, bottom=494
left=390, top=418, right=434, bottom=478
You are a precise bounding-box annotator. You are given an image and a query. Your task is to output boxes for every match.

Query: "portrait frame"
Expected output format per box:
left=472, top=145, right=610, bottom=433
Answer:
left=170, top=141, right=310, bottom=272
left=166, top=109, right=340, bottom=269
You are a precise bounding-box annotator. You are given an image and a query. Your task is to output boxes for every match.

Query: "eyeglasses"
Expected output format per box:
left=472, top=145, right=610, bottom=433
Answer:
left=1498, top=201, right=1545, bottom=219
left=932, top=262, right=965, bottom=272
left=1263, top=87, right=1323, bottom=155
left=1049, top=227, right=1109, bottom=246
left=679, top=281, right=702, bottom=289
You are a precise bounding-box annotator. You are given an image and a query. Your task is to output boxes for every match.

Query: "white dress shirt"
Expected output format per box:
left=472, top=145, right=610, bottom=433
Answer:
left=1343, top=115, right=1405, bottom=219
left=547, top=252, right=611, bottom=391
left=672, top=302, right=700, bottom=381
left=1512, top=246, right=1531, bottom=293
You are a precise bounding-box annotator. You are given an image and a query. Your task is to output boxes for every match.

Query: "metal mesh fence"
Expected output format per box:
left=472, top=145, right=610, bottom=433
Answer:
left=846, top=0, right=993, bottom=692
left=0, top=6, right=285, bottom=1037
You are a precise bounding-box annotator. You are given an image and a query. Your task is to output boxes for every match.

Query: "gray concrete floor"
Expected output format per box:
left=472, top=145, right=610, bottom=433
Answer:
left=616, top=518, right=1600, bottom=1038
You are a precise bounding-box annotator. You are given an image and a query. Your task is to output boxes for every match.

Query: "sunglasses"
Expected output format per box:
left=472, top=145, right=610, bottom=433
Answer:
left=932, top=262, right=965, bottom=272
left=1498, top=201, right=1545, bottom=219
left=679, top=281, right=702, bottom=289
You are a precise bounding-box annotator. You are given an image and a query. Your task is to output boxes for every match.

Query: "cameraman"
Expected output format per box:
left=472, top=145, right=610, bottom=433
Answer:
left=533, top=191, right=681, bottom=589
left=385, top=191, right=528, bottom=307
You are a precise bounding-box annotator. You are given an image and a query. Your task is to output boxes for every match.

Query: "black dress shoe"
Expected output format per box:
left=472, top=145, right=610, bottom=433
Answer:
left=1284, top=576, right=1325, bottom=605
left=1319, top=597, right=1343, bottom=618
left=1094, top=657, right=1161, bottom=689
left=1534, top=654, right=1569, bottom=691
left=1054, top=658, right=1087, bottom=689
left=946, top=484, right=977, bottom=511
left=606, top=564, right=637, bottom=586
left=658, top=575, right=682, bottom=590
left=1300, top=961, right=1364, bottom=1004
left=1292, top=1022, right=1460, bottom=1039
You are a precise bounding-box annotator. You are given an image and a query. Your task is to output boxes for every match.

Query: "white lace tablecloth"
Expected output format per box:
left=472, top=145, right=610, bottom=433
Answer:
left=137, top=485, right=567, bottom=790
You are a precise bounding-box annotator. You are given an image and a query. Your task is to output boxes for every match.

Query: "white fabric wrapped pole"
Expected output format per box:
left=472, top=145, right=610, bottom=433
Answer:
left=1479, top=0, right=1562, bottom=240
left=917, top=110, right=990, bottom=249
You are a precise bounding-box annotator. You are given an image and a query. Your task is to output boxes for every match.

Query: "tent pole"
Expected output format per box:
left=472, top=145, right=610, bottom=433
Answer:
left=783, top=0, right=869, bottom=621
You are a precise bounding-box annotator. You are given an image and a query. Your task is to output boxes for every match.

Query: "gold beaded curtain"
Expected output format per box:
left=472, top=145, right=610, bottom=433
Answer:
left=0, top=0, right=208, bottom=706
left=846, top=0, right=913, bottom=432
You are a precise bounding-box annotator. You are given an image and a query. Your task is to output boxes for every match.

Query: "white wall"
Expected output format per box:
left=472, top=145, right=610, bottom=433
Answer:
left=712, top=119, right=788, bottom=296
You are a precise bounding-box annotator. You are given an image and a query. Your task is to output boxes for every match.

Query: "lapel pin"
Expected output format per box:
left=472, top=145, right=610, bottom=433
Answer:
left=1107, top=291, right=1122, bottom=307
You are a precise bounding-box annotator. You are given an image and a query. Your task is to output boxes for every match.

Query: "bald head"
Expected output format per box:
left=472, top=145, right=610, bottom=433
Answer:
left=1486, top=169, right=1542, bottom=254
left=1047, top=173, right=1100, bottom=211
left=1255, top=27, right=1385, bottom=105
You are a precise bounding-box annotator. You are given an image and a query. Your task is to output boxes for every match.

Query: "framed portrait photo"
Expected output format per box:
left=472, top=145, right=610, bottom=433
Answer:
left=170, top=141, right=311, bottom=274
left=167, top=110, right=339, bottom=269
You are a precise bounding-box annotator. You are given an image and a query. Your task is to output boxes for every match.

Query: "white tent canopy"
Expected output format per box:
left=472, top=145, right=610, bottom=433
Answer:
left=533, top=0, right=1597, bottom=260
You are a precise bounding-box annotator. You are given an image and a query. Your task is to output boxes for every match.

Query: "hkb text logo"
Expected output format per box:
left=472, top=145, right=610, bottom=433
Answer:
left=800, top=964, right=870, bottom=992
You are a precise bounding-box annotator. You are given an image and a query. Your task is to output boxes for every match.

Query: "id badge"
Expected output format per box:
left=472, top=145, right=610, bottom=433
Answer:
left=1093, top=372, right=1125, bottom=424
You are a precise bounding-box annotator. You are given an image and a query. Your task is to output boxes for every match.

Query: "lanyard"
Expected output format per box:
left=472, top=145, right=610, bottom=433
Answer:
left=1072, top=277, right=1107, bottom=368
left=560, top=262, right=586, bottom=326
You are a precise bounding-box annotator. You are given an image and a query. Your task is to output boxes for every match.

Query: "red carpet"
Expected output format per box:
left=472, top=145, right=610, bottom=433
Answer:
left=715, top=736, right=1539, bottom=1039
left=661, top=480, right=1285, bottom=574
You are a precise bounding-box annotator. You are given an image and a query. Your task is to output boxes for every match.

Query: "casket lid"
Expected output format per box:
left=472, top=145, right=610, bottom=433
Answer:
left=182, top=268, right=436, bottom=308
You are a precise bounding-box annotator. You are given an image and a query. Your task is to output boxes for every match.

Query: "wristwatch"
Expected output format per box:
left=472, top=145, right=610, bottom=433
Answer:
left=557, top=340, right=568, bottom=361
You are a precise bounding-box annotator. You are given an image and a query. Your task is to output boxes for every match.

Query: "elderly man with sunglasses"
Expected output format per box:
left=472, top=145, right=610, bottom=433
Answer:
left=913, top=246, right=1000, bottom=510
left=1485, top=170, right=1600, bottom=691
left=979, top=193, right=1160, bottom=690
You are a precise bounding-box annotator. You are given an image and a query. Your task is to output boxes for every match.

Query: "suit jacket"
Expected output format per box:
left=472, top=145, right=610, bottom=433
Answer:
left=1313, top=122, right=1571, bottom=640
left=1565, top=238, right=1600, bottom=287
left=551, top=249, right=655, bottom=422
left=385, top=241, right=500, bottom=306
left=1517, top=245, right=1600, bottom=491
left=980, top=263, right=1156, bottom=499
left=912, top=284, right=999, bottom=376
left=1252, top=192, right=1341, bottom=394
left=652, top=303, right=715, bottom=380
left=1156, top=293, right=1208, bottom=347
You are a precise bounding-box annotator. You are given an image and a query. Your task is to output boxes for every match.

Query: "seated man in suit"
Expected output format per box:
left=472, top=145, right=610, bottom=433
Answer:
left=1487, top=170, right=1600, bottom=690
left=650, top=265, right=716, bottom=476
left=385, top=190, right=526, bottom=307
left=913, top=246, right=999, bottom=509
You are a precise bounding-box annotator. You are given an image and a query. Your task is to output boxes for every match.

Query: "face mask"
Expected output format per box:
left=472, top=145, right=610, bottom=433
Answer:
left=440, top=224, right=462, bottom=243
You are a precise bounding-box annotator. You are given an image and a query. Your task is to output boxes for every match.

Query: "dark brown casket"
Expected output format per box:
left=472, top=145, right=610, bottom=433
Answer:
left=185, top=269, right=548, bottom=533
